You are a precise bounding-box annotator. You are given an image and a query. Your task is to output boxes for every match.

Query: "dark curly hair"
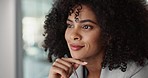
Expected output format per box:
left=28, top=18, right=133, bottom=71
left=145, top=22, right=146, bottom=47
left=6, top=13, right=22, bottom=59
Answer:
left=43, top=0, right=148, bottom=72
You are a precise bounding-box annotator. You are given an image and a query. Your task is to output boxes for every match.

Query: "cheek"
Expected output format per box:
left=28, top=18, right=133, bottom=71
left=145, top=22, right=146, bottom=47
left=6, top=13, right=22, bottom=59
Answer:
left=93, top=35, right=101, bottom=44
left=85, top=32, right=101, bottom=44
left=84, top=33, right=102, bottom=50
left=65, top=29, right=69, bottom=41
left=88, top=37, right=102, bottom=56
left=88, top=38, right=101, bottom=49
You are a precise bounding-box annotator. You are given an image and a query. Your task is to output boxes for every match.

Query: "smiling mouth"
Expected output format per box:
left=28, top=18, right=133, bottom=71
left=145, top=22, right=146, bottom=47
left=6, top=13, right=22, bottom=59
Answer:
left=69, top=44, right=85, bottom=51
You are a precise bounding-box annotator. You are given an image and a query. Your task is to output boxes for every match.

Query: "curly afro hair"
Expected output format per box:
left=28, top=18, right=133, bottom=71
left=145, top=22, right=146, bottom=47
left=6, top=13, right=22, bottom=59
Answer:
left=43, top=0, right=148, bottom=72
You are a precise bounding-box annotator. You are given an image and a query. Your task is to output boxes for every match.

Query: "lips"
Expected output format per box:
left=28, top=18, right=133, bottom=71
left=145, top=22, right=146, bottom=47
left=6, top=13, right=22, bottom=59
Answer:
left=69, top=44, right=85, bottom=51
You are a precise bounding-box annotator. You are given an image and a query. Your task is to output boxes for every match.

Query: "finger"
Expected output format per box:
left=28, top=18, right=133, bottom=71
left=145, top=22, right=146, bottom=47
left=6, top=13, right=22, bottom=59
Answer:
left=73, top=63, right=79, bottom=69
left=55, top=58, right=73, bottom=68
left=53, top=60, right=70, bottom=74
left=55, top=59, right=76, bottom=77
left=51, top=65, right=68, bottom=78
left=61, top=58, right=87, bottom=65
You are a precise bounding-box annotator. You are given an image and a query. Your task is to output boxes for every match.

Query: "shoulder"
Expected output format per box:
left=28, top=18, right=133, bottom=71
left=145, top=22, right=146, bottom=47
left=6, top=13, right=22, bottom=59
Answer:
left=100, top=60, right=148, bottom=78
left=127, top=61, right=148, bottom=78
left=70, top=61, right=148, bottom=78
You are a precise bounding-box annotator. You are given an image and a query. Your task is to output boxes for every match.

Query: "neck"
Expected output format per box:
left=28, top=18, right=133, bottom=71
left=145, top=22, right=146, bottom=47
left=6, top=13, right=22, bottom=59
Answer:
left=86, top=55, right=103, bottom=73
left=84, top=51, right=104, bottom=78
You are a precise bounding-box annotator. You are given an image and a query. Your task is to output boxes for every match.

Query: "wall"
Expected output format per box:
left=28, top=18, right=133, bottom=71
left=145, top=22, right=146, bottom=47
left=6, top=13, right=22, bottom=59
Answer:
left=0, top=0, right=16, bottom=78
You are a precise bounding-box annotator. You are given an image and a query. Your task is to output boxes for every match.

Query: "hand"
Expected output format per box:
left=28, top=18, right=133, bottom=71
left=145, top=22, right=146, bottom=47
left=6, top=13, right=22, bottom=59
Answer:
left=48, top=58, right=87, bottom=78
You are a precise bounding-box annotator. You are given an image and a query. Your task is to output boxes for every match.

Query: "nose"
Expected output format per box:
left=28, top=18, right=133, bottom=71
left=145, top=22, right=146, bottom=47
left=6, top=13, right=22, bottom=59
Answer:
left=70, top=29, right=82, bottom=41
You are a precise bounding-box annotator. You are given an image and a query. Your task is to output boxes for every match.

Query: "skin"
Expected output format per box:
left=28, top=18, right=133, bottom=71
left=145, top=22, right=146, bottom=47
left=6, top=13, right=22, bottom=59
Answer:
left=49, top=5, right=104, bottom=78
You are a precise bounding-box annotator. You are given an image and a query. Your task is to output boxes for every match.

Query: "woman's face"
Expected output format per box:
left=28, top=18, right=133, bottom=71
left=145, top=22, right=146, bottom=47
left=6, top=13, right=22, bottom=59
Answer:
left=65, top=5, right=104, bottom=60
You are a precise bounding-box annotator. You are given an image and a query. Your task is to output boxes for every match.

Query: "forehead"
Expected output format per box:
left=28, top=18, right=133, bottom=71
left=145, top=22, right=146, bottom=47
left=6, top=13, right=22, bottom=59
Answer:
left=68, top=5, right=97, bottom=22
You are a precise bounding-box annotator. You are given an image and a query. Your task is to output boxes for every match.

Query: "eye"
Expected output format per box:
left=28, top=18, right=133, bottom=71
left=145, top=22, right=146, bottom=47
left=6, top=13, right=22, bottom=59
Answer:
left=67, top=24, right=74, bottom=28
left=82, top=25, right=93, bottom=29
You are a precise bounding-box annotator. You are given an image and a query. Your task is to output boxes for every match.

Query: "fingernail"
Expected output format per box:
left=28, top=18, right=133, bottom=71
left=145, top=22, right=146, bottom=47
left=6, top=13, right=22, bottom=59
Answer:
left=82, top=62, right=87, bottom=65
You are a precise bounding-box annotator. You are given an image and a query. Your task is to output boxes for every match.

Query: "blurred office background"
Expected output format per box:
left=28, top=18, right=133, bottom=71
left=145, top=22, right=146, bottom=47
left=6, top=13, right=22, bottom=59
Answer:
left=0, top=0, right=148, bottom=78
left=0, top=0, right=52, bottom=78
left=21, top=0, right=53, bottom=78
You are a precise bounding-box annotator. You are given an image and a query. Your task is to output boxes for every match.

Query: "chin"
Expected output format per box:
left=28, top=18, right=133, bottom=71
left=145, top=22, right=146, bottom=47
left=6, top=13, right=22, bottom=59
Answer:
left=71, top=54, right=81, bottom=59
left=71, top=54, right=85, bottom=60
left=71, top=56, right=80, bottom=59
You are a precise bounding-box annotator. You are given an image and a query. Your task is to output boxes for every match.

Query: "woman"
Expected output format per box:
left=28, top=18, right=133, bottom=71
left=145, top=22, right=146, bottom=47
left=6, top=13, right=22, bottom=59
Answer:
left=43, top=0, right=148, bottom=78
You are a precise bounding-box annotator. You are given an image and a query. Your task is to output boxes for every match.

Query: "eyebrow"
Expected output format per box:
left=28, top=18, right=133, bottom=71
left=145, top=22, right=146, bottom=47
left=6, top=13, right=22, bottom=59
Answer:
left=67, top=19, right=97, bottom=25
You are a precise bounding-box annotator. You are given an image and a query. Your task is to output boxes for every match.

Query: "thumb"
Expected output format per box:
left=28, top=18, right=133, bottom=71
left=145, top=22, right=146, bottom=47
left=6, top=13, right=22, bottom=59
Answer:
left=73, top=63, right=80, bottom=70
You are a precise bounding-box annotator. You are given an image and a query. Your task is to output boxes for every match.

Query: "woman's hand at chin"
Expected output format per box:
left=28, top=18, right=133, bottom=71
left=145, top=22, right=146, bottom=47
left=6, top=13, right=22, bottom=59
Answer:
left=48, top=58, right=87, bottom=78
